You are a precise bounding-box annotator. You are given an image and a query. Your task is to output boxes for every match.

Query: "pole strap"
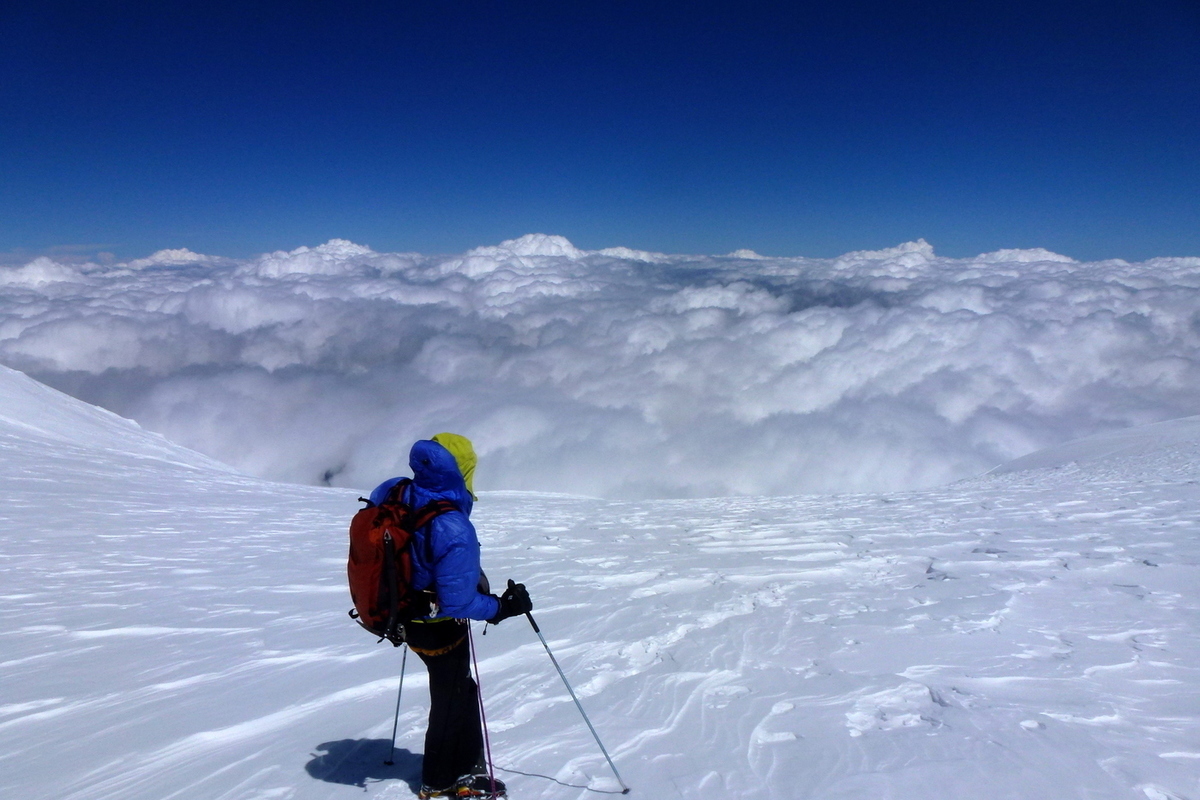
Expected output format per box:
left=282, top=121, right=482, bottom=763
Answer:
left=468, top=623, right=499, bottom=798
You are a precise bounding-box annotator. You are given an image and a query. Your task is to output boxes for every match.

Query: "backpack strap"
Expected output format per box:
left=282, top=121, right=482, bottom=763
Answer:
left=408, top=499, right=461, bottom=578
left=381, top=479, right=458, bottom=525
left=383, top=478, right=413, bottom=506
left=411, top=499, right=458, bottom=528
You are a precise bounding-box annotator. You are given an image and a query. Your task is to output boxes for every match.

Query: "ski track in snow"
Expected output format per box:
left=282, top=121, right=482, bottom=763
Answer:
left=2, top=369, right=1199, bottom=799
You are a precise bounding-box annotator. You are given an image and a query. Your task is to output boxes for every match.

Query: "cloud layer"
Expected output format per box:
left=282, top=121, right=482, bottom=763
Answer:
left=2, top=234, right=1198, bottom=497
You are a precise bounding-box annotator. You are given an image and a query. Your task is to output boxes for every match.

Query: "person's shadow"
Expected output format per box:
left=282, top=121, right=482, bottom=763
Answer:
left=305, top=739, right=422, bottom=791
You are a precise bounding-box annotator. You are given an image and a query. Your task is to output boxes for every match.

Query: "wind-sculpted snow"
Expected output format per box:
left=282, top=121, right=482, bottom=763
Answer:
left=2, top=234, right=1199, bottom=497
left=1, top=365, right=1198, bottom=800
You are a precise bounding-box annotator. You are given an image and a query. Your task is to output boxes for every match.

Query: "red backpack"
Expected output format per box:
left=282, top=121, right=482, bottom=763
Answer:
left=347, top=479, right=456, bottom=645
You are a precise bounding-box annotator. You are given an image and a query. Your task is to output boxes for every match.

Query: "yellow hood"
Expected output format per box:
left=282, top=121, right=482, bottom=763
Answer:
left=431, top=432, right=478, bottom=501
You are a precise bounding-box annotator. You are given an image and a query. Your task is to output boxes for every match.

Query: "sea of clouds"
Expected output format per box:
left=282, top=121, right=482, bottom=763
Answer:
left=2, top=234, right=1198, bottom=498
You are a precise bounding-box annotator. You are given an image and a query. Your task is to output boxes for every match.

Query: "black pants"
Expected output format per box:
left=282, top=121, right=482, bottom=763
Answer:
left=406, top=619, right=485, bottom=790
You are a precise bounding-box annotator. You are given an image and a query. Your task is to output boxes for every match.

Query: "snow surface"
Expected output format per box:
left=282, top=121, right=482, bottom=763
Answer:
left=2, top=365, right=1198, bottom=800
left=2, top=235, right=1199, bottom=498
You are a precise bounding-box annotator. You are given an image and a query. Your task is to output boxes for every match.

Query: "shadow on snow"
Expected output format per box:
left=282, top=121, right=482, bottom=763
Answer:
left=306, top=738, right=422, bottom=791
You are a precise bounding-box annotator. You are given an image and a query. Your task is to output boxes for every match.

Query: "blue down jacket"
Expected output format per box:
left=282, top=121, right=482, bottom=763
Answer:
left=369, top=440, right=500, bottom=621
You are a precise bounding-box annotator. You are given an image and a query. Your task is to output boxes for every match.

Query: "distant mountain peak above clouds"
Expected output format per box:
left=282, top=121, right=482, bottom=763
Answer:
left=974, top=247, right=1076, bottom=264
left=840, top=239, right=936, bottom=261
left=128, top=248, right=226, bottom=269
left=468, top=233, right=584, bottom=259
left=0, top=256, right=84, bottom=287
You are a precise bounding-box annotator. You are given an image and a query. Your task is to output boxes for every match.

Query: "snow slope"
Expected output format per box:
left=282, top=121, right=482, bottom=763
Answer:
left=991, top=415, right=1200, bottom=478
left=1, top=365, right=1198, bottom=800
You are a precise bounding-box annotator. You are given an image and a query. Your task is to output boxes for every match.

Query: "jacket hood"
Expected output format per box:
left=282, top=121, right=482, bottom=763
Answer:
left=409, top=439, right=474, bottom=515
left=431, top=432, right=478, bottom=501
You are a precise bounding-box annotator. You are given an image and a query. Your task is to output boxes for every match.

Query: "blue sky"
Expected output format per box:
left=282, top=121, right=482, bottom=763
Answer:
left=2, top=0, right=1198, bottom=261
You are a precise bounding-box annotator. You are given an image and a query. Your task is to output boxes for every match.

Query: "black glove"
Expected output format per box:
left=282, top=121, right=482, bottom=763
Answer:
left=487, top=579, right=532, bottom=625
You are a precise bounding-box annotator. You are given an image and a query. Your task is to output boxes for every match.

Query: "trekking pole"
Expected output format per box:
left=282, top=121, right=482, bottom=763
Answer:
left=525, top=612, right=630, bottom=794
left=384, top=644, right=408, bottom=766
